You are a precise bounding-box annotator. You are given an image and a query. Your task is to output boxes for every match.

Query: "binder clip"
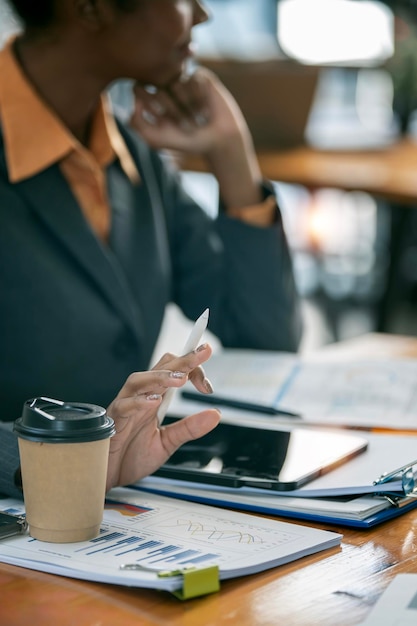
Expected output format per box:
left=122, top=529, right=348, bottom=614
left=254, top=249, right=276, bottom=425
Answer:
left=158, top=565, right=220, bottom=600
left=120, top=563, right=220, bottom=600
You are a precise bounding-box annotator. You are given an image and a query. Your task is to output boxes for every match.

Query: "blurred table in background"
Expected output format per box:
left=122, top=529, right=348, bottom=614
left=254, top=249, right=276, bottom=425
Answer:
left=182, top=137, right=417, bottom=206
left=183, top=138, right=417, bottom=334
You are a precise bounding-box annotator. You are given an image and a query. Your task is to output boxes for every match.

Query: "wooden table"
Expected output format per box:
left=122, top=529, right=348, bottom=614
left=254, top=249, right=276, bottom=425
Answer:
left=257, top=140, right=417, bottom=205
left=2, top=333, right=417, bottom=626
left=182, top=137, right=417, bottom=206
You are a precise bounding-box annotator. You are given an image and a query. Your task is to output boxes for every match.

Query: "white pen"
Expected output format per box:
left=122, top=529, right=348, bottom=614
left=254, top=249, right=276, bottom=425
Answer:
left=157, top=307, right=210, bottom=424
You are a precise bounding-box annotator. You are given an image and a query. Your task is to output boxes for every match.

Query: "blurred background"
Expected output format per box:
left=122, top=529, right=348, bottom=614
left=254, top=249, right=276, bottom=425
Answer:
left=3, top=0, right=417, bottom=355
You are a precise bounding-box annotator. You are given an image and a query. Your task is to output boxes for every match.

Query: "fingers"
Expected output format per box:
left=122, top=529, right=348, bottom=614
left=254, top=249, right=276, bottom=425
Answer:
left=134, top=83, right=182, bottom=127
left=107, top=391, right=162, bottom=430
left=167, top=71, right=211, bottom=128
left=155, top=343, right=214, bottom=394
left=113, top=343, right=213, bottom=403
left=133, top=69, right=211, bottom=132
left=160, top=410, right=221, bottom=456
left=188, top=364, right=213, bottom=394
left=112, top=369, right=187, bottom=406
left=152, top=342, right=212, bottom=373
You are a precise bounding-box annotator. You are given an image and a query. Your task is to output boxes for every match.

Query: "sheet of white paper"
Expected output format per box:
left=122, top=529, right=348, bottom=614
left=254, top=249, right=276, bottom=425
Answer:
left=171, top=350, right=417, bottom=430
left=359, top=574, right=417, bottom=626
left=0, top=487, right=341, bottom=589
left=282, top=359, right=417, bottom=429
left=137, top=479, right=391, bottom=522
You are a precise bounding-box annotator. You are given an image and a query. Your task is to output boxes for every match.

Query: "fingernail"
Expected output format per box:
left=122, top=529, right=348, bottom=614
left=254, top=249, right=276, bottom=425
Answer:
left=147, top=393, right=161, bottom=401
left=144, top=84, right=158, bottom=95
left=170, top=371, right=186, bottom=379
left=195, top=343, right=208, bottom=353
left=203, top=377, right=214, bottom=394
left=142, top=110, right=157, bottom=125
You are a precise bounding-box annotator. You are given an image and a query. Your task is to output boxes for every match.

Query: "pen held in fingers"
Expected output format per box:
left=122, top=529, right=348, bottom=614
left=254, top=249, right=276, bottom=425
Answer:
left=157, top=308, right=210, bottom=424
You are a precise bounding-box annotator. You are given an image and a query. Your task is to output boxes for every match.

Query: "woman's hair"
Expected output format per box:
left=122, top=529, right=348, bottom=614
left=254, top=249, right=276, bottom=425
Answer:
left=7, top=0, right=56, bottom=28
left=7, top=0, right=140, bottom=29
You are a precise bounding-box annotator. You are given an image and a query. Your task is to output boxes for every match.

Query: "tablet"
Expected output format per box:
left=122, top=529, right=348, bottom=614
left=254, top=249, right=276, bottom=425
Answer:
left=155, top=418, right=368, bottom=491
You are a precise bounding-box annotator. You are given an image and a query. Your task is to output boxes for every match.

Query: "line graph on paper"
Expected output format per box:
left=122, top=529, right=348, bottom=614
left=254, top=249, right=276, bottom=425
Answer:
left=104, top=501, right=302, bottom=552
left=157, top=518, right=266, bottom=544
left=154, top=519, right=265, bottom=545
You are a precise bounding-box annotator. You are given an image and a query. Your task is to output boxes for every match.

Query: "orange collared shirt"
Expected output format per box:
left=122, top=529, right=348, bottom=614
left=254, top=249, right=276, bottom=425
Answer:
left=0, top=38, right=140, bottom=241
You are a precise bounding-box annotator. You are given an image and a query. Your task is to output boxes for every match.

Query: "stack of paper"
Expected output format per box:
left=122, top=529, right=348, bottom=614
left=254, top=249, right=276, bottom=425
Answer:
left=0, top=487, right=341, bottom=597
left=137, top=432, right=417, bottom=528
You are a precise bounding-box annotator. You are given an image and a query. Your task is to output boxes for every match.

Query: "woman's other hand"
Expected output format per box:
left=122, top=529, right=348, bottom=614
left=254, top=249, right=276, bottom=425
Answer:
left=105, top=343, right=220, bottom=492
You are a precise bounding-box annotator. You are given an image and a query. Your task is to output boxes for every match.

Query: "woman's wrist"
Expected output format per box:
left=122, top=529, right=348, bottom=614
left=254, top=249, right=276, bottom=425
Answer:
left=205, top=132, right=263, bottom=211
left=226, top=194, right=277, bottom=227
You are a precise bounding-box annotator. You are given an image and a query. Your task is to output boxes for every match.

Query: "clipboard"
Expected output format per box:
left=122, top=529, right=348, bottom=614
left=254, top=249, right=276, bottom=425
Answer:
left=134, top=432, right=417, bottom=529
left=133, top=477, right=417, bottom=529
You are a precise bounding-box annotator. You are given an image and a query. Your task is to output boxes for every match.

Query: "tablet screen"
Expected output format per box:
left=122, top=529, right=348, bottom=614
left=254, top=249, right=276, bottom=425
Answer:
left=155, top=418, right=368, bottom=491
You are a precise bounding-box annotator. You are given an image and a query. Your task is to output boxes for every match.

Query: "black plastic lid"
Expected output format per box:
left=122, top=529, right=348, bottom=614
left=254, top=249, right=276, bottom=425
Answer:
left=14, top=397, right=116, bottom=443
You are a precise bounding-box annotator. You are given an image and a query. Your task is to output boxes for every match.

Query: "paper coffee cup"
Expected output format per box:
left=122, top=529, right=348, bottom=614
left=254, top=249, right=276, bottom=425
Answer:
left=14, top=397, right=115, bottom=543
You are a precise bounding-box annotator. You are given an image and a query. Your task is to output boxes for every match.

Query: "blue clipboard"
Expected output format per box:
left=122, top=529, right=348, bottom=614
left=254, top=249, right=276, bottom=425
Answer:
left=131, top=478, right=417, bottom=529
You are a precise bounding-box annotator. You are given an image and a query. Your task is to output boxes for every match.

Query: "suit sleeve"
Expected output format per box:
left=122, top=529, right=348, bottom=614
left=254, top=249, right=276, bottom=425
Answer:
left=0, top=423, right=23, bottom=499
left=121, top=125, right=303, bottom=353
left=153, top=153, right=303, bottom=353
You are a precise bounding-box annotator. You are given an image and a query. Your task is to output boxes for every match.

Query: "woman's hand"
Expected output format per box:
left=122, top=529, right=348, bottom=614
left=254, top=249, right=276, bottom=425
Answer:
left=130, top=67, right=263, bottom=212
left=105, top=343, right=220, bottom=492
left=130, top=67, right=249, bottom=157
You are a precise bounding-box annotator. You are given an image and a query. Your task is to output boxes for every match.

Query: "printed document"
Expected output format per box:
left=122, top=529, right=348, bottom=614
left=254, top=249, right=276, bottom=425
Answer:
left=0, top=487, right=341, bottom=593
left=172, top=350, right=417, bottom=430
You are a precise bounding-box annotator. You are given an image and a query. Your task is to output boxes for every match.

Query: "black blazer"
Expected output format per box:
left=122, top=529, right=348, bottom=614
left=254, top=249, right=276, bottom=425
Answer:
left=0, top=122, right=302, bottom=421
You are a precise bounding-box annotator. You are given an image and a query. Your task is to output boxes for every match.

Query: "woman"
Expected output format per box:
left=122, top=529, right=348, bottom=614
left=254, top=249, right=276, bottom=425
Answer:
left=0, top=0, right=302, bottom=497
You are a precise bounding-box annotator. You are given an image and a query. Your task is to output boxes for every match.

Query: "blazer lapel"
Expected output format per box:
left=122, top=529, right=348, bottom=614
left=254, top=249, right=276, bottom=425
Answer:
left=15, top=163, right=142, bottom=337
